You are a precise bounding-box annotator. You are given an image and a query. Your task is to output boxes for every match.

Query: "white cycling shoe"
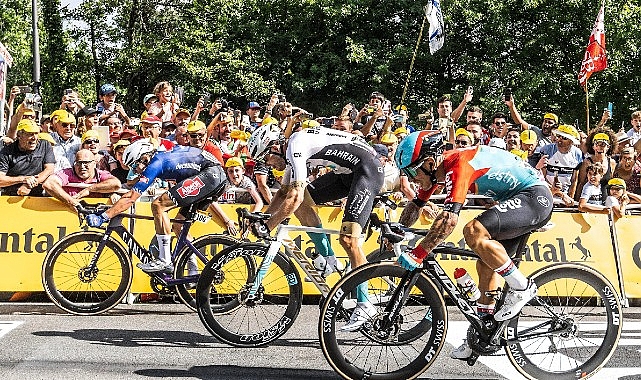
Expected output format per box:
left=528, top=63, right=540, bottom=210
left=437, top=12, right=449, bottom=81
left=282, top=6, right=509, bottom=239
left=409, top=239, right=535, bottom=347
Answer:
left=494, top=280, right=537, bottom=321
left=450, top=339, right=473, bottom=360
left=340, top=302, right=377, bottom=332
left=137, top=259, right=173, bottom=273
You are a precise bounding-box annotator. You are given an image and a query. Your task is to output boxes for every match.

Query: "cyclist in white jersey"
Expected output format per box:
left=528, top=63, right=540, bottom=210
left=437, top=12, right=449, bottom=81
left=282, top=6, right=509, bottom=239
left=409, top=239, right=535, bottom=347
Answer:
left=248, top=125, right=384, bottom=330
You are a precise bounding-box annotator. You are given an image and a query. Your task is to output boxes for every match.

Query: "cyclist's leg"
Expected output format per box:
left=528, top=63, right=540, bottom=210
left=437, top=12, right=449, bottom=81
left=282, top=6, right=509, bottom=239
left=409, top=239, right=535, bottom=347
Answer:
left=151, top=193, right=177, bottom=266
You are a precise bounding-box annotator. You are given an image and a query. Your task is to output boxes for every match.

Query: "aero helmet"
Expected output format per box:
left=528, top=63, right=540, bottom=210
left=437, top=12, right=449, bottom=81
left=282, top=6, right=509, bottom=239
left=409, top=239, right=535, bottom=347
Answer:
left=247, top=125, right=281, bottom=160
left=122, top=139, right=156, bottom=168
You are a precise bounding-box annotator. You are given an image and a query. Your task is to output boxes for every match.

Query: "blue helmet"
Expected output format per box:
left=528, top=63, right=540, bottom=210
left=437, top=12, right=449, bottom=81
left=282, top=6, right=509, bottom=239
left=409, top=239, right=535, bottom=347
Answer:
left=395, top=130, right=445, bottom=170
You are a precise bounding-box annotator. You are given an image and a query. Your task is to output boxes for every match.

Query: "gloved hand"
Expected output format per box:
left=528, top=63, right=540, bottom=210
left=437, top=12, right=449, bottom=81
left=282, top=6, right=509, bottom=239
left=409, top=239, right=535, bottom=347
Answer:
left=86, top=212, right=110, bottom=228
left=250, top=220, right=271, bottom=239
left=397, top=245, right=428, bottom=271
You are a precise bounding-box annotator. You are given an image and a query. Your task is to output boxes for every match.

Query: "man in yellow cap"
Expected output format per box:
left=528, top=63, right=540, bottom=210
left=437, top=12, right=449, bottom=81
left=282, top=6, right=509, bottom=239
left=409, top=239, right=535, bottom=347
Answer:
left=454, top=127, right=474, bottom=148
left=0, top=119, right=55, bottom=196
left=220, top=156, right=263, bottom=212
left=50, top=109, right=81, bottom=171
left=504, top=92, right=558, bottom=148
left=539, top=124, right=584, bottom=204
left=186, top=120, right=223, bottom=165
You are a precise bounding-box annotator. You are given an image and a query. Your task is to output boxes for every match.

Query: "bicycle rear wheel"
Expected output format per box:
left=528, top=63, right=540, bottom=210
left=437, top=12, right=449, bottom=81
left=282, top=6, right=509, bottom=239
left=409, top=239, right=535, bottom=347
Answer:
left=42, top=231, right=132, bottom=315
left=173, top=234, right=240, bottom=311
left=505, top=263, right=622, bottom=380
left=319, top=261, right=447, bottom=380
left=196, top=243, right=303, bottom=347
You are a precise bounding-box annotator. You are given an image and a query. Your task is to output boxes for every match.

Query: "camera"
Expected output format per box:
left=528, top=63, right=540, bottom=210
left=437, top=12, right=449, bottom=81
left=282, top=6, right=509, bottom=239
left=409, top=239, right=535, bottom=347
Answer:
left=199, top=93, right=210, bottom=108
left=64, top=88, right=73, bottom=95
left=417, top=112, right=432, bottom=121
left=503, top=87, right=512, bottom=101
left=17, top=85, right=32, bottom=94
left=277, top=94, right=286, bottom=103
left=367, top=106, right=376, bottom=114
left=24, top=93, right=43, bottom=112
left=531, top=152, right=542, bottom=162
left=467, top=86, right=473, bottom=95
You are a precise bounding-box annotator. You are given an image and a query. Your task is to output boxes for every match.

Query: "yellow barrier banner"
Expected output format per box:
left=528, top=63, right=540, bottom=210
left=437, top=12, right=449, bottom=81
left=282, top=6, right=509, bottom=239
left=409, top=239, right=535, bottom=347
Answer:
left=0, top=196, right=639, bottom=298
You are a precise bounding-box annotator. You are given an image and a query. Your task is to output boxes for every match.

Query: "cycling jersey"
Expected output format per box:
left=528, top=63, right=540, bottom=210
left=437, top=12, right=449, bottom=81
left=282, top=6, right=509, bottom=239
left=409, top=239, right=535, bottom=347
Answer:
left=284, top=127, right=378, bottom=184
left=418, top=145, right=544, bottom=205
left=133, top=146, right=220, bottom=194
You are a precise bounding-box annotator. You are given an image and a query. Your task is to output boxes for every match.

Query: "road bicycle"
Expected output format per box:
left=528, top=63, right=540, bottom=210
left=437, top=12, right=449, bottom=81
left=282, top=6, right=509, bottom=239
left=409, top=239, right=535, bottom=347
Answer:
left=41, top=198, right=238, bottom=315
left=319, top=217, right=623, bottom=380
left=195, top=195, right=411, bottom=348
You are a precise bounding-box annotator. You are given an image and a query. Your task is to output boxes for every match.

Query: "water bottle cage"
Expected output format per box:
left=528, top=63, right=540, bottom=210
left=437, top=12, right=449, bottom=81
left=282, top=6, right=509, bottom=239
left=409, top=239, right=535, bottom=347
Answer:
left=457, top=283, right=477, bottom=302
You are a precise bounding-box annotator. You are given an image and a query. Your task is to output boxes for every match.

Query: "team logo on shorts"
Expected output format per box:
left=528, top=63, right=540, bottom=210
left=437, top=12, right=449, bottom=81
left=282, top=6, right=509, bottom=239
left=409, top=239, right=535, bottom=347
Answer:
left=537, top=195, right=550, bottom=208
left=177, top=177, right=205, bottom=198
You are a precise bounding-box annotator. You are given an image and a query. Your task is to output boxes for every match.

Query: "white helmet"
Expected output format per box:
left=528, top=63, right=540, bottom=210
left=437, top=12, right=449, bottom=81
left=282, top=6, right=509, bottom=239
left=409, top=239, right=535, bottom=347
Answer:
left=122, top=139, right=156, bottom=168
left=247, top=125, right=281, bottom=160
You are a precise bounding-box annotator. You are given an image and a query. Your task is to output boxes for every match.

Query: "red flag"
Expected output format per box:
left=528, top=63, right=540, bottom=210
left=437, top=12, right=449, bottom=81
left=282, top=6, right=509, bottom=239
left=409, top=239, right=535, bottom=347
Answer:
left=578, top=3, right=607, bottom=88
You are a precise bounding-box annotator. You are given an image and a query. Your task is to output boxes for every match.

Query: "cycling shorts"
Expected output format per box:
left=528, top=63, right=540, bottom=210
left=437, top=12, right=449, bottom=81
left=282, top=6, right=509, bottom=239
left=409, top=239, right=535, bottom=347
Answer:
left=167, top=165, right=227, bottom=209
left=474, top=184, right=553, bottom=256
left=307, top=155, right=383, bottom=230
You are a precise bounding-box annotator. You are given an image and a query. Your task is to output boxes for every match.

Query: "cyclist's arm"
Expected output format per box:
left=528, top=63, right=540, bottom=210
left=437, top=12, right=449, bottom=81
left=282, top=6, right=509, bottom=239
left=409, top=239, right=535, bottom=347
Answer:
left=415, top=209, right=459, bottom=254
left=104, top=189, right=142, bottom=219
left=265, top=182, right=305, bottom=231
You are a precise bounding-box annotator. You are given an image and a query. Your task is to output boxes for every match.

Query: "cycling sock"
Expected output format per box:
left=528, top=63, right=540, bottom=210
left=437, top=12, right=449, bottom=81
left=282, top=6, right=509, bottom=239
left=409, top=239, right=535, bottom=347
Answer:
left=307, top=226, right=335, bottom=257
left=495, top=260, right=528, bottom=290
left=156, top=234, right=172, bottom=265
left=476, top=303, right=495, bottom=317
left=356, top=282, right=368, bottom=303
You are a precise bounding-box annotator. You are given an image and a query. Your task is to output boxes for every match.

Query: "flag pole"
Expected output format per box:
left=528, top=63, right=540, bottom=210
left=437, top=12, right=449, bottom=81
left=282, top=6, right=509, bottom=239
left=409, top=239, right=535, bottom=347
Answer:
left=585, top=80, right=590, bottom=134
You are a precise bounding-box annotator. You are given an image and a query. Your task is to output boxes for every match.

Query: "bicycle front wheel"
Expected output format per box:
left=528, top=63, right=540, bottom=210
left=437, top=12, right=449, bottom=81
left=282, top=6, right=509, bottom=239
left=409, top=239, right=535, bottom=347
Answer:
left=196, top=243, right=303, bottom=347
left=42, top=231, right=132, bottom=315
left=319, top=261, right=448, bottom=380
left=173, top=234, right=240, bottom=311
left=505, top=263, right=623, bottom=380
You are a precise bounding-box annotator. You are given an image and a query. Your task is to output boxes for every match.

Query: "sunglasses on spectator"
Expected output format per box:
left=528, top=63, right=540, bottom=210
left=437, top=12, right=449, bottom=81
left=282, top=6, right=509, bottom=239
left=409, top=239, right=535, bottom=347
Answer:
left=593, top=140, right=609, bottom=147
left=494, top=121, right=507, bottom=125
left=455, top=140, right=469, bottom=146
left=557, top=136, right=571, bottom=141
left=83, top=139, right=99, bottom=145
left=23, top=115, right=36, bottom=119
left=189, top=133, right=206, bottom=139
left=61, top=122, right=75, bottom=129
left=74, top=160, right=94, bottom=167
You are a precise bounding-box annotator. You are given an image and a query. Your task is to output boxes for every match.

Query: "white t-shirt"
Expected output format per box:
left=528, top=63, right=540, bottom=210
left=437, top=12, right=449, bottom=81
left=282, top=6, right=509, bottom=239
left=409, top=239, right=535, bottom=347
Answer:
left=580, top=182, right=603, bottom=205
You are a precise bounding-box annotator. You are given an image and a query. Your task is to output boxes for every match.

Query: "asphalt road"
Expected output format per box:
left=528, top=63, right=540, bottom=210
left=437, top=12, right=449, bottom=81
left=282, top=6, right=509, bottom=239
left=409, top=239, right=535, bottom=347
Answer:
left=0, top=302, right=640, bottom=380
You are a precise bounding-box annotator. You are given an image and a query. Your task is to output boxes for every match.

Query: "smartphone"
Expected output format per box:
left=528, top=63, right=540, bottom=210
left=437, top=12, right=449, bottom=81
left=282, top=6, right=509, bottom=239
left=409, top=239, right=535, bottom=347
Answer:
left=200, top=93, right=210, bottom=108
left=17, top=85, right=32, bottom=94
left=467, top=86, right=473, bottom=95
left=503, top=87, right=512, bottom=101
left=64, top=88, right=73, bottom=95
left=277, top=94, right=286, bottom=103
left=607, top=102, right=613, bottom=118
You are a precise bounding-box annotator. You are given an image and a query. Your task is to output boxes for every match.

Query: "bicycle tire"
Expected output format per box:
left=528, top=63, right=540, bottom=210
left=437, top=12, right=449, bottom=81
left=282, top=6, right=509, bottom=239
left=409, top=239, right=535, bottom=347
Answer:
left=504, top=263, right=622, bottom=380
left=173, top=234, right=241, bottom=311
left=319, top=261, right=448, bottom=380
left=196, top=242, right=303, bottom=347
left=42, top=231, right=132, bottom=315
left=366, top=248, right=395, bottom=262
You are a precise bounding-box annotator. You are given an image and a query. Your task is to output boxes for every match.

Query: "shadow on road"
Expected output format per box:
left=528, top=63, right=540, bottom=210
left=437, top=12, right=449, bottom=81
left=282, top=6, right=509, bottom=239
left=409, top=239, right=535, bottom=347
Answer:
left=136, top=365, right=342, bottom=379
left=32, top=328, right=323, bottom=349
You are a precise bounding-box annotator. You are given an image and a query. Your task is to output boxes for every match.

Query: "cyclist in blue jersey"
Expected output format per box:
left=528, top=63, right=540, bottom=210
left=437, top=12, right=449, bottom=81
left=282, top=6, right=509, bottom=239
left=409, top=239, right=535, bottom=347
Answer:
left=394, top=130, right=554, bottom=360
left=86, top=139, right=227, bottom=272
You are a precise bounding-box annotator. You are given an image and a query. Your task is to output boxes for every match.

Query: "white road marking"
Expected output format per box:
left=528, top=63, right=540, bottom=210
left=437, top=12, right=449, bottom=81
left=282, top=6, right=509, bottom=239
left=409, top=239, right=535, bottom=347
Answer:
left=0, top=321, right=23, bottom=339
left=446, top=321, right=641, bottom=380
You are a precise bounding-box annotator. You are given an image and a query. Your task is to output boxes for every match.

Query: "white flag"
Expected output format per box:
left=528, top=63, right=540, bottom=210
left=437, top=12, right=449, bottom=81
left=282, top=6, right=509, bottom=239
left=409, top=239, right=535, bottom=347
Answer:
left=425, top=0, right=444, bottom=54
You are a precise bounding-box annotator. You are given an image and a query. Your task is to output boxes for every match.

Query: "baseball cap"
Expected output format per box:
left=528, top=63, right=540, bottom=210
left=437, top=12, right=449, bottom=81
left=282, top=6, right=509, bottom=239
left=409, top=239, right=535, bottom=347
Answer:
left=38, top=133, right=56, bottom=145
left=520, top=130, right=538, bottom=145
left=112, top=139, right=131, bottom=150
left=607, top=178, right=626, bottom=189
left=230, top=130, right=251, bottom=141
left=141, top=115, right=162, bottom=127
left=593, top=132, right=610, bottom=142
left=393, top=127, right=409, bottom=136
left=100, top=83, right=118, bottom=96
left=162, top=121, right=176, bottom=131
left=51, top=109, right=76, bottom=124
left=16, top=119, right=40, bottom=133
left=455, top=128, right=474, bottom=141
left=510, top=148, right=528, bottom=161
left=488, top=137, right=507, bottom=149
left=554, top=124, right=579, bottom=145
left=173, top=108, right=190, bottom=117
left=225, top=156, right=244, bottom=168
left=261, top=116, right=278, bottom=126
left=119, top=130, right=139, bottom=140
left=301, top=120, right=320, bottom=129
left=380, top=132, right=398, bottom=145
left=81, top=129, right=100, bottom=143
left=247, top=101, right=261, bottom=110
left=143, top=94, right=158, bottom=104
left=543, top=113, right=559, bottom=124
left=77, top=106, right=99, bottom=117
left=372, top=144, right=389, bottom=158
left=187, top=120, right=206, bottom=133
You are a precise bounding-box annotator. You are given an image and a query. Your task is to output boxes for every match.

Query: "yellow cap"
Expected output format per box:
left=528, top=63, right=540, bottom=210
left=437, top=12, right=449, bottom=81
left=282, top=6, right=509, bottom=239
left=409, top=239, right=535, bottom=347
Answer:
left=112, top=139, right=131, bottom=150
left=302, top=120, right=320, bottom=129
left=187, top=120, right=206, bottom=132
left=393, top=127, right=409, bottom=136
left=51, top=109, right=76, bottom=124
left=230, top=130, right=251, bottom=141
left=272, top=168, right=285, bottom=177
left=607, top=178, right=626, bottom=189
left=380, top=132, right=398, bottom=145
left=543, top=113, right=559, bottom=124
left=81, top=129, right=100, bottom=143
left=225, top=156, right=244, bottom=168
left=16, top=119, right=40, bottom=133
left=455, top=128, right=474, bottom=141
left=261, top=116, right=277, bottom=126
left=593, top=132, right=610, bottom=142
left=554, top=124, right=579, bottom=144
left=38, top=132, right=56, bottom=145
left=510, top=148, right=528, bottom=161
left=520, top=130, right=538, bottom=144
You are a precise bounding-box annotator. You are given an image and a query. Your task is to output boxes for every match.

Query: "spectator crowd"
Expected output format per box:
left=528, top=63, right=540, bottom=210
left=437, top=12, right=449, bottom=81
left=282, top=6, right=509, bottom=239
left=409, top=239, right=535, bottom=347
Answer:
left=2, top=82, right=641, bottom=227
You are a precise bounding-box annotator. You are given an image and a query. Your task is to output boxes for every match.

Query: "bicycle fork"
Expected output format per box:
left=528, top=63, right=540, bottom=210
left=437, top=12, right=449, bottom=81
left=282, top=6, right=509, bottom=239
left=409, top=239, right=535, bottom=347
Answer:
left=247, top=240, right=282, bottom=300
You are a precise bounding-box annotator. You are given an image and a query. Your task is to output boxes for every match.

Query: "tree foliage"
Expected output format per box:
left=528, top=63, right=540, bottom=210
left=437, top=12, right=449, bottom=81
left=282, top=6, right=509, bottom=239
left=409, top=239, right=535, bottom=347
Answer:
left=1, top=0, right=639, bottom=129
